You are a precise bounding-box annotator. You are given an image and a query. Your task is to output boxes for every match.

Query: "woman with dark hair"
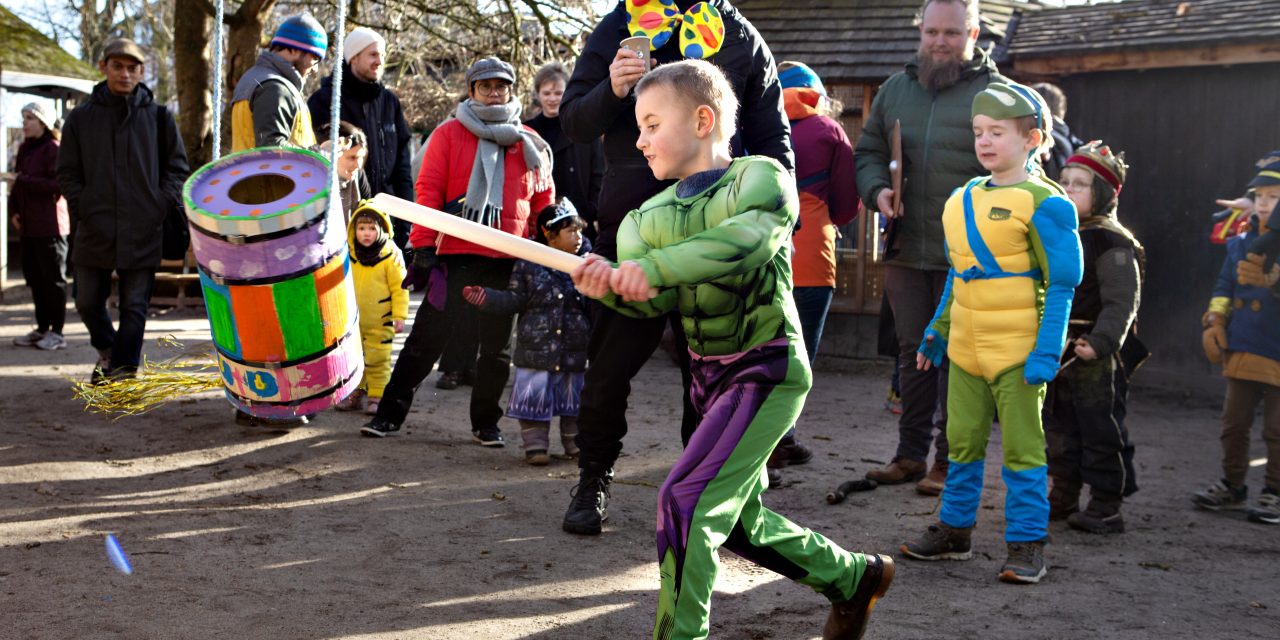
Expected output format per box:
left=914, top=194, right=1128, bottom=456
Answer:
left=525, top=61, right=604, bottom=241
left=7, top=103, right=69, bottom=351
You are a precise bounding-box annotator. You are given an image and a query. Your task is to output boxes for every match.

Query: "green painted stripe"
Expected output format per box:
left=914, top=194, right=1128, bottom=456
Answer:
left=273, top=275, right=324, bottom=359
left=203, top=284, right=238, bottom=355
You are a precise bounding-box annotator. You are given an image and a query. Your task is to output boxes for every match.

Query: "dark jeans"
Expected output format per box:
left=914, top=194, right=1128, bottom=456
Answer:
left=576, top=303, right=696, bottom=470
left=884, top=265, right=949, bottom=464
left=793, top=285, right=833, bottom=366
left=21, top=236, right=68, bottom=334
left=1044, top=355, right=1138, bottom=498
left=375, top=255, right=514, bottom=431
left=74, top=265, right=156, bottom=371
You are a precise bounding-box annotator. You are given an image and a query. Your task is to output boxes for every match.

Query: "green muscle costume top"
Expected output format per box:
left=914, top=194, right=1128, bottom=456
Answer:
left=600, top=156, right=801, bottom=357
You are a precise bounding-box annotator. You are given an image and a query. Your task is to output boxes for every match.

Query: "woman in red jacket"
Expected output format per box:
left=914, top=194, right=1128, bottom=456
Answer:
left=7, top=103, right=70, bottom=351
left=361, top=56, right=554, bottom=443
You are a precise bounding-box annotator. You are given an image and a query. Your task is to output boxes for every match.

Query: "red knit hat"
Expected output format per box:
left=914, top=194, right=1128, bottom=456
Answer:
left=1065, top=140, right=1127, bottom=195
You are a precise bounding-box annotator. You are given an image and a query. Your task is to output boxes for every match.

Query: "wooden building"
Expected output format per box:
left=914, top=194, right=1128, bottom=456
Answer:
left=1003, top=0, right=1280, bottom=387
left=736, top=0, right=1038, bottom=317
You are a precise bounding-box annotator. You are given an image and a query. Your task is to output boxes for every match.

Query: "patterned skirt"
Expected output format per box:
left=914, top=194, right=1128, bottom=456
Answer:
left=506, top=367, right=584, bottom=421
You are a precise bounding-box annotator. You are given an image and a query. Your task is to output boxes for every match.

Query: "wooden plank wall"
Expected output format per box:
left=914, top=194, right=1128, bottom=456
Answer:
left=1056, top=62, right=1280, bottom=376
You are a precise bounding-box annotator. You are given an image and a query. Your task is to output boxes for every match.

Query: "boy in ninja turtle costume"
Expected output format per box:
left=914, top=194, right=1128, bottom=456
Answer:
left=572, top=59, right=893, bottom=640
left=899, top=81, right=1083, bottom=585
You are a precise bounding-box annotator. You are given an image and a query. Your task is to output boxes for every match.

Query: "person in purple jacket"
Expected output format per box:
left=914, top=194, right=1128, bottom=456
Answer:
left=7, top=103, right=69, bottom=351
left=766, top=61, right=860, bottom=477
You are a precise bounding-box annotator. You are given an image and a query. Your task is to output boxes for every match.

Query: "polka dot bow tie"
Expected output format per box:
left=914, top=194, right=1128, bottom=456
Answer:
left=625, top=0, right=726, bottom=59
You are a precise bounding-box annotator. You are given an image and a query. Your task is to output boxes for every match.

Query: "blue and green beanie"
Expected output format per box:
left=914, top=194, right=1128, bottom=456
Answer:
left=271, top=13, right=329, bottom=60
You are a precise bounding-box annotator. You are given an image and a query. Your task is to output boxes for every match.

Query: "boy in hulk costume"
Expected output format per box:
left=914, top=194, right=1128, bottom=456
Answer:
left=572, top=59, right=892, bottom=640
left=899, top=81, right=1083, bottom=585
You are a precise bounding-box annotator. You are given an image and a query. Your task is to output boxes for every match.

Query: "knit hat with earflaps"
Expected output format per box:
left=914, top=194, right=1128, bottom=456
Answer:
left=1247, top=150, right=1280, bottom=189
left=1065, top=140, right=1128, bottom=195
left=271, top=13, right=329, bottom=60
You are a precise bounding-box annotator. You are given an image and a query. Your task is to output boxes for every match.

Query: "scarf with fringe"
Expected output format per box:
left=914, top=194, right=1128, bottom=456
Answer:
left=454, top=99, right=553, bottom=227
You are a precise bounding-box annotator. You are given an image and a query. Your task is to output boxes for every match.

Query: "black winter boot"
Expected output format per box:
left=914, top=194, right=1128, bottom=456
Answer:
left=563, top=463, right=613, bottom=535
left=1068, top=492, right=1124, bottom=534
left=1048, top=477, right=1081, bottom=521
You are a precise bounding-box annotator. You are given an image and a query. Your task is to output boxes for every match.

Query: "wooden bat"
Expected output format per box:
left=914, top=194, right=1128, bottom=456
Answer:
left=372, top=194, right=584, bottom=273
left=372, top=194, right=662, bottom=300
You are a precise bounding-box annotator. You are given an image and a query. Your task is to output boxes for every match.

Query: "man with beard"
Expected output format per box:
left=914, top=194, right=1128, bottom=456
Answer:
left=308, top=27, right=415, bottom=249
left=854, top=0, right=1008, bottom=496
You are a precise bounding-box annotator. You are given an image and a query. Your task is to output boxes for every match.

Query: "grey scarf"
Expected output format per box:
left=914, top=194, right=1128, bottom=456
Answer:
left=454, top=99, right=553, bottom=227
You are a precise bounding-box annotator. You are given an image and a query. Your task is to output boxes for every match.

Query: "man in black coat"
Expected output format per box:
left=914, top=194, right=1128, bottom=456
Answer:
left=559, top=0, right=794, bottom=535
left=308, top=27, right=415, bottom=248
left=57, top=38, right=190, bottom=382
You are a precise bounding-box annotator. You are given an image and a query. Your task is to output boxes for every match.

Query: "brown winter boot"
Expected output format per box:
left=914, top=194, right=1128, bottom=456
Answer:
left=915, top=459, right=949, bottom=496
left=822, top=554, right=895, bottom=639
left=1068, top=493, right=1124, bottom=534
left=865, top=458, right=927, bottom=485
left=1049, top=478, right=1082, bottom=521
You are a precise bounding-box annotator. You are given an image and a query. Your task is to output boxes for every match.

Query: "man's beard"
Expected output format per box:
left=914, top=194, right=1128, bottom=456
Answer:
left=916, top=46, right=971, bottom=92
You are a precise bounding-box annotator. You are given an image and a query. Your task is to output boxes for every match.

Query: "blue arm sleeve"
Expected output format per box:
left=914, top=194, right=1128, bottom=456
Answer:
left=1026, top=195, right=1083, bottom=383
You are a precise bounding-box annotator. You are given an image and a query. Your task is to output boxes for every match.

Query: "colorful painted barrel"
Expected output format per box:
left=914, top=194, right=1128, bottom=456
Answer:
left=183, top=147, right=362, bottom=418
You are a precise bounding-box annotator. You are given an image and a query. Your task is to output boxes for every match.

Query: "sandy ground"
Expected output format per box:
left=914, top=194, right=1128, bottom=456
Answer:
left=1, top=287, right=1278, bottom=640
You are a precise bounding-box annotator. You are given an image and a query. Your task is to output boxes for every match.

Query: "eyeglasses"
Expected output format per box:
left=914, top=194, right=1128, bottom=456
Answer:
left=1062, top=180, right=1093, bottom=192
left=475, top=82, right=512, bottom=97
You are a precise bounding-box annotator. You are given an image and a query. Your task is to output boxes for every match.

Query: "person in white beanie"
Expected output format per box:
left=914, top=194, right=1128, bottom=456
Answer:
left=7, top=103, right=69, bottom=351
left=307, top=26, right=414, bottom=249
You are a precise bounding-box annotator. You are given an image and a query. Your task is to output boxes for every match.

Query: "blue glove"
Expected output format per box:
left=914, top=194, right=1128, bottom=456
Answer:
left=1023, top=350, right=1060, bottom=385
left=917, top=329, right=947, bottom=367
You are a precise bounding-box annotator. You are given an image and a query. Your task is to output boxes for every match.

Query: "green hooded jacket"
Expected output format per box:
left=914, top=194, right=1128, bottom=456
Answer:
left=854, top=49, right=1007, bottom=271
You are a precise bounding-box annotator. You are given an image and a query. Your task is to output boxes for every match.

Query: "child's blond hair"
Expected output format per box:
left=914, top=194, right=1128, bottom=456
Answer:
left=635, top=59, right=738, bottom=147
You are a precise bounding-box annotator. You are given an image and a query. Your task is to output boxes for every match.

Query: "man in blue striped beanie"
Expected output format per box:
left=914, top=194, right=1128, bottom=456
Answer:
left=229, top=13, right=328, bottom=152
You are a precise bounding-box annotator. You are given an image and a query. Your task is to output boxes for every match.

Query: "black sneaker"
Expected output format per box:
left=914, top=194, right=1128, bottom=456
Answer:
left=999, top=540, right=1047, bottom=584
left=563, top=468, right=613, bottom=535
left=768, top=438, right=814, bottom=469
left=1247, top=489, right=1280, bottom=525
left=1067, top=496, right=1124, bottom=534
left=900, top=523, right=972, bottom=561
left=472, top=427, right=505, bottom=447
left=767, top=466, right=784, bottom=487
left=1191, top=479, right=1247, bottom=511
left=360, top=418, right=401, bottom=437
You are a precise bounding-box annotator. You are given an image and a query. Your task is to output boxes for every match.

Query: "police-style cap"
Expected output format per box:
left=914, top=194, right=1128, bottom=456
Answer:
left=1247, top=150, right=1280, bottom=189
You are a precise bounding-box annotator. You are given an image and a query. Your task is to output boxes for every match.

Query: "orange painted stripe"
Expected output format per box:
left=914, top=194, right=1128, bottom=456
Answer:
left=229, top=285, right=287, bottom=361
left=313, top=256, right=349, bottom=345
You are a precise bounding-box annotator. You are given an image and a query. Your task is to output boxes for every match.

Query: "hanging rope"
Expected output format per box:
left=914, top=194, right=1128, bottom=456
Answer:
left=327, top=3, right=348, bottom=220
left=210, top=0, right=227, bottom=160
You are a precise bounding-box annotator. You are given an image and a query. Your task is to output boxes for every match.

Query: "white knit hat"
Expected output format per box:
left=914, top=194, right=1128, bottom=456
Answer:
left=343, top=27, right=385, bottom=63
left=22, top=103, right=56, bottom=132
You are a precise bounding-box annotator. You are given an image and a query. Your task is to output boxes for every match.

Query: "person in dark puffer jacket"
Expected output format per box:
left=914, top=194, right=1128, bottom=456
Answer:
left=462, top=201, right=591, bottom=465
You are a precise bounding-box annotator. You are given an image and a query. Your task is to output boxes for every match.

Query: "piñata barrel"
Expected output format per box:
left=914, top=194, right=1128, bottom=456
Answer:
left=183, top=147, right=362, bottom=418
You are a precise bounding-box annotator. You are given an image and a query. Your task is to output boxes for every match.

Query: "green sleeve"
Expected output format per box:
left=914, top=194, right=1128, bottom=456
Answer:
left=595, top=213, right=679, bottom=319
left=631, top=159, right=797, bottom=288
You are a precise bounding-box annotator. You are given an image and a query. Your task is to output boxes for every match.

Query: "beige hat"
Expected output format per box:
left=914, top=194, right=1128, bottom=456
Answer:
left=343, top=27, right=385, bottom=63
left=101, top=38, right=146, bottom=64
left=22, top=103, right=56, bottom=132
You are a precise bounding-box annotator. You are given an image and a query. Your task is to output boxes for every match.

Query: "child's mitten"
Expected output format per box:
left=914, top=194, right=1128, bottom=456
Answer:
left=463, top=286, right=488, bottom=307
left=1237, top=252, right=1280, bottom=288
left=1201, top=312, right=1228, bottom=364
